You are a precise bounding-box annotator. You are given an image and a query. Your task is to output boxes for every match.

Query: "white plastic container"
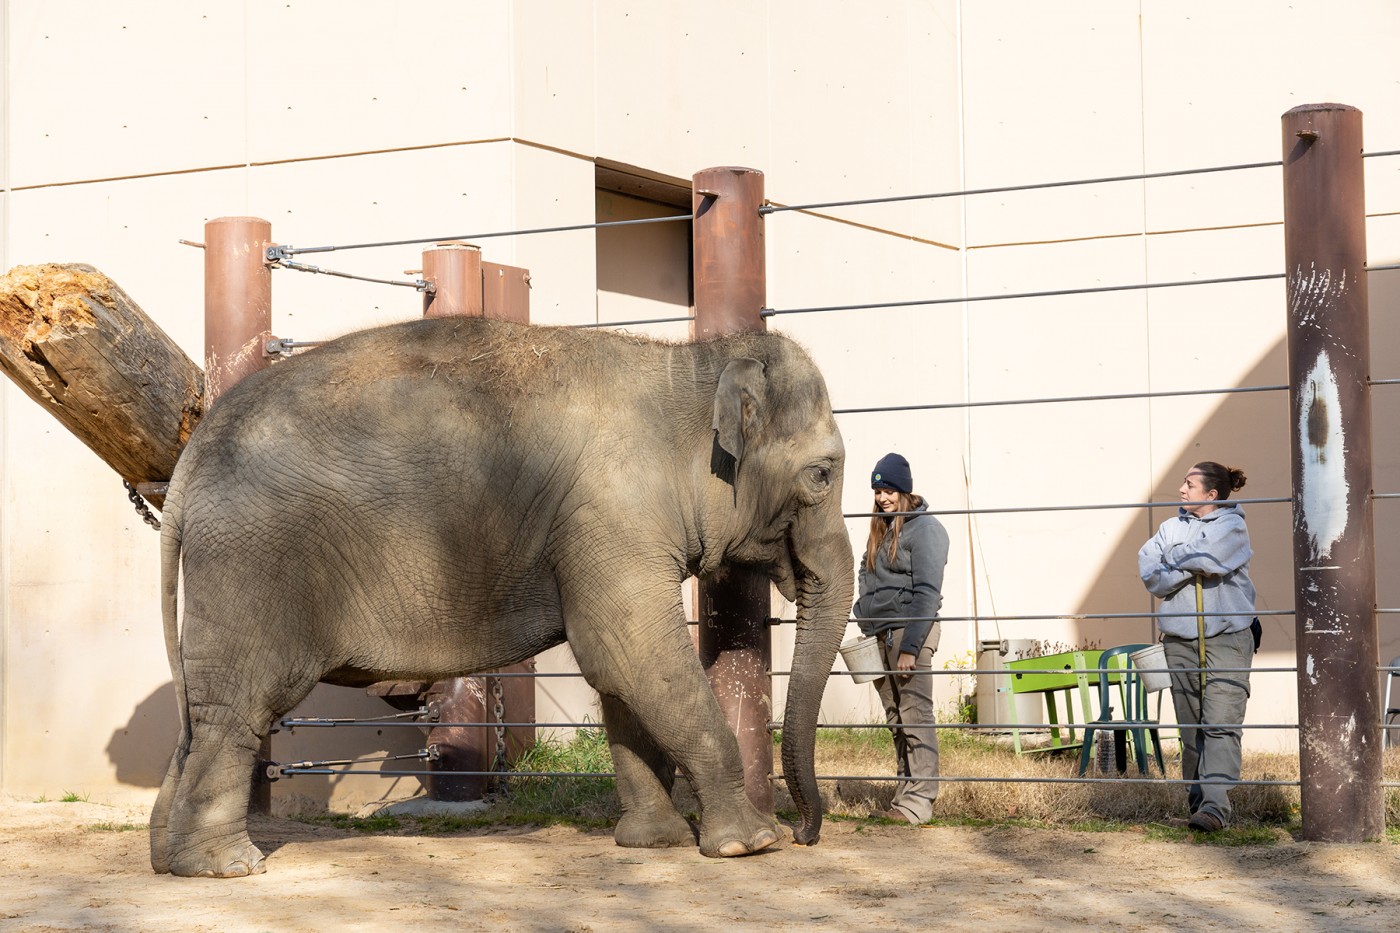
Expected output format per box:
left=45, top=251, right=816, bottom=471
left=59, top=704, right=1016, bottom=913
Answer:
left=1130, top=643, right=1172, bottom=694
left=838, top=635, right=884, bottom=684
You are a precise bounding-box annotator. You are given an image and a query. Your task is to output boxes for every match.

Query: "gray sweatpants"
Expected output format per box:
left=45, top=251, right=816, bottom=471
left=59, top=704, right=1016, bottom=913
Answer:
left=874, top=624, right=941, bottom=822
left=1162, top=628, right=1253, bottom=824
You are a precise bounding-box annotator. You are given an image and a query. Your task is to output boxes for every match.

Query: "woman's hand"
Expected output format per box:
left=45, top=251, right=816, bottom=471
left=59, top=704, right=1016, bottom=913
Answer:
left=896, top=651, right=916, bottom=679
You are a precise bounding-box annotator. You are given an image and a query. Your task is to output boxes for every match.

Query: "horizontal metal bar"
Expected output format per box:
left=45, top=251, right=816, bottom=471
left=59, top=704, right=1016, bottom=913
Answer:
left=760, top=159, right=1284, bottom=215
left=927, top=608, right=1297, bottom=623
left=277, top=766, right=1306, bottom=789
left=843, top=495, right=1290, bottom=520
left=280, top=213, right=694, bottom=257
left=572, top=315, right=694, bottom=329
left=279, top=768, right=617, bottom=778
left=834, top=382, right=1287, bottom=415
left=762, top=271, right=1284, bottom=318
left=282, top=718, right=598, bottom=729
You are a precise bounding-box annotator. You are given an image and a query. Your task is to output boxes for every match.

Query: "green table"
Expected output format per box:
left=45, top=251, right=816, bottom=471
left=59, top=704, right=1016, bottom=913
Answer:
left=1002, top=649, right=1115, bottom=755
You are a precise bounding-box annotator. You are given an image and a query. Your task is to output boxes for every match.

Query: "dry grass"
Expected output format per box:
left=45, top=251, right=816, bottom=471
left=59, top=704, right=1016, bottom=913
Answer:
left=402, top=726, right=1400, bottom=836
left=811, top=726, right=1400, bottom=830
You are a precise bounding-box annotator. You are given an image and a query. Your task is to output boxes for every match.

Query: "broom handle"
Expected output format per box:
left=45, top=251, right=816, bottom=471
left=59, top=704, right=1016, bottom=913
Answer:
left=1194, top=573, right=1207, bottom=699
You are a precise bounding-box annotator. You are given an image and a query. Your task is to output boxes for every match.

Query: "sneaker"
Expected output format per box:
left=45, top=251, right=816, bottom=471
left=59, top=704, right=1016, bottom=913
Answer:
left=1187, top=810, right=1225, bottom=832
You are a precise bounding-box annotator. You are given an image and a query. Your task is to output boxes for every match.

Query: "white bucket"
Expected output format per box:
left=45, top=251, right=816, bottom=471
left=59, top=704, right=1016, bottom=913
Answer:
left=838, top=635, right=884, bottom=684
left=1130, top=643, right=1172, bottom=694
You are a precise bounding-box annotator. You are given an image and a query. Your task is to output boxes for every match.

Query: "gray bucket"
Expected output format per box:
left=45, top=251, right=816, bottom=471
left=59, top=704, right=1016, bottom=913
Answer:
left=838, top=635, right=883, bottom=683
left=1130, top=643, right=1172, bottom=693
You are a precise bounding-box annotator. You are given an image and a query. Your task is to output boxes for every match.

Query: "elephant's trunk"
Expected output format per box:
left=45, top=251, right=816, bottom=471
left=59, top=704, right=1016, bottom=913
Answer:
left=781, top=528, right=854, bottom=846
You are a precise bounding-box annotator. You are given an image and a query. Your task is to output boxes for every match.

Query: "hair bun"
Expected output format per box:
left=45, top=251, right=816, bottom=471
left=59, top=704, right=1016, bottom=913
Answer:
left=1228, top=467, right=1247, bottom=492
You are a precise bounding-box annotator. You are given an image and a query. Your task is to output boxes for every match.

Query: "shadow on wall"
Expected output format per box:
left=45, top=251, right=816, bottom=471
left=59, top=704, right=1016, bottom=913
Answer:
left=1066, top=264, right=1400, bottom=706
left=106, top=681, right=427, bottom=807
left=105, top=683, right=179, bottom=788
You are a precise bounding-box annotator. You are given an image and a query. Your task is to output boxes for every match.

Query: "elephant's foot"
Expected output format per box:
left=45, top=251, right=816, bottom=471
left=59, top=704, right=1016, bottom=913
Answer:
left=150, top=829, right=172, bottom=875
left=614, top=807, right=697, bottom=849
left=697, top=809, right=781, bottom=858
left=166, top=832, right=267, bottom=878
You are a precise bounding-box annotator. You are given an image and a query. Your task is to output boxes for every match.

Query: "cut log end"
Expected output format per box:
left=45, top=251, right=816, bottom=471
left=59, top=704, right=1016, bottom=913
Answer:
left=1, top=263, right=205, bottom=499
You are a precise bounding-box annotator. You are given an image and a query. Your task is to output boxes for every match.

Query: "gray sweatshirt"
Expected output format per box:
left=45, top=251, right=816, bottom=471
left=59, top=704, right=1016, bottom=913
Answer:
left=853, top=502, right=949, bottom=655
left=1138, top=504, right=1256, bottom=638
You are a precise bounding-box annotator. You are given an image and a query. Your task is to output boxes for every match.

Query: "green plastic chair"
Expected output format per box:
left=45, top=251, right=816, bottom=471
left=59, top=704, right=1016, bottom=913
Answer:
left=1076, top=644, right=1166, bottom=776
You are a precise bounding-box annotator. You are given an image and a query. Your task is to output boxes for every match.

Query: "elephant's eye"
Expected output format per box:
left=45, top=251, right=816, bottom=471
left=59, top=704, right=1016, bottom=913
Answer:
left=809, top=466, right=831, bottom=487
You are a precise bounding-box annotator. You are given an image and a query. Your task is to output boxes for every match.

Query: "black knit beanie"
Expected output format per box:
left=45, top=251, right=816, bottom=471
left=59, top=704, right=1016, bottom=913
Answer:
left=870, top=452, right=912, bottom=494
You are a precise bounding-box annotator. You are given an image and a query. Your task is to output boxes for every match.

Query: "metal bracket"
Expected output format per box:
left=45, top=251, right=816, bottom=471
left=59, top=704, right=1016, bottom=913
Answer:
left=265, top=244, right=291, bottom=266
left=256, top=759, right=283, bottom=783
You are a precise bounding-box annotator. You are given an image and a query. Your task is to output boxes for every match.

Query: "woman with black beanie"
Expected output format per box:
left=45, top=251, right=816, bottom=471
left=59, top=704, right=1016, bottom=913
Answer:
left=852, top=452, right=950, bottom=824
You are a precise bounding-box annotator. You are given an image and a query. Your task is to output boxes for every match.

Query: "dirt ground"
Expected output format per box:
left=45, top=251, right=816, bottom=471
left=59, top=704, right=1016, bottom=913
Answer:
left=4, top=791, right=1400, bottom=933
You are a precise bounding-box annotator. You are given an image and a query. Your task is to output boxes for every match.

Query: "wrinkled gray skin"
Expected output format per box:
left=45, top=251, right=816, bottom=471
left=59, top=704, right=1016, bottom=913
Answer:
left=150, top=317, right=853, bottom=878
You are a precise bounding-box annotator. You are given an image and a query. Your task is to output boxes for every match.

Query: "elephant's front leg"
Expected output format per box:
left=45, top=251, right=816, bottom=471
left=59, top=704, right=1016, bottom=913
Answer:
left=599, top=694, right=696, bottom=848
left=565, top=586, right=779, bottom=858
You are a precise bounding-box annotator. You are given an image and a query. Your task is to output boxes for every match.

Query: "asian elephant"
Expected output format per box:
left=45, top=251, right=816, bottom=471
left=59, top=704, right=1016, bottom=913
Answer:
left=150, top=316, right=854, bottom=878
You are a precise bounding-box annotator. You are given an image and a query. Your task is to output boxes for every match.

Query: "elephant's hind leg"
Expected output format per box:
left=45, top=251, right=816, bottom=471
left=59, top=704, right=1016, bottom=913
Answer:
left=160, top=627, right=316, bottom=878
left=149, top=741, right=186, bottom=873
left=600, top=694, right=696, bottom=848
left=163, top=711, right=269, bottom=878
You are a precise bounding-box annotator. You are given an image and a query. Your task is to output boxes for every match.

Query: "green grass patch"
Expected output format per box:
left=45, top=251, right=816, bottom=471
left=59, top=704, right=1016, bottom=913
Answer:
left=494, top=726, right=618, bottom=826
left=299, top=813, right=402, bottom=834
left=86, top=822, right=145, bottom=833
left=59, top=791, right=89, bottom=803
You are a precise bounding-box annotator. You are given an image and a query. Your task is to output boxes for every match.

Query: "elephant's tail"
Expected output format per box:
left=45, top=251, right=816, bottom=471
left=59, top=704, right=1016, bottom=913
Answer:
left=159, top=496, right=190, bottom=745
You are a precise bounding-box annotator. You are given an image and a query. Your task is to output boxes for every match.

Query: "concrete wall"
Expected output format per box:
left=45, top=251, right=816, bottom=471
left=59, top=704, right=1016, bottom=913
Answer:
left=3, top=1, right=1400, bottom=808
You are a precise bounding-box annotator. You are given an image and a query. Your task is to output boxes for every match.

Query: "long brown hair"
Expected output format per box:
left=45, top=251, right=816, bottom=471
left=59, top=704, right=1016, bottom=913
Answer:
left=865, top=491, right=924, bottom=571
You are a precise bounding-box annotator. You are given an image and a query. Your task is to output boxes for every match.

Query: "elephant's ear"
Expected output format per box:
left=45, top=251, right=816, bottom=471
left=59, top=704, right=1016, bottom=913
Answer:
left=712, top=357, right=767, bottom=470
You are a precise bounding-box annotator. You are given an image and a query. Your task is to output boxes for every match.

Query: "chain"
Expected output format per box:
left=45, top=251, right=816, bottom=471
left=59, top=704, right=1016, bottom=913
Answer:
left=122, top=480, right=162, bottom=530
left=490, top=676, right=509, bottom=791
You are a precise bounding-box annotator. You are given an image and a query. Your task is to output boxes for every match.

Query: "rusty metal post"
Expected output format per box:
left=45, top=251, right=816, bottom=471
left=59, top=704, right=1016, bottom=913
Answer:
left=204, top=217, right=273, bottom=405
left=423, top=243, right=484, bottom=318
left=482, top=262, right=531, bottom=323
left=692, top=166, right=773, bottom=813
left=1282, top=103, right=1383, bottom=842
left=204, top=216, right=274, bottom=815
left=415, top=243, right=534, bottom=800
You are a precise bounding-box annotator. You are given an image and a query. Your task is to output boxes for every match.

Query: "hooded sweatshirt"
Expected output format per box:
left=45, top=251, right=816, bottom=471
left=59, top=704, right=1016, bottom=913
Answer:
left=1138, top=504, right=1256, bottom=639
left=853, top=501, right=949, bottom=655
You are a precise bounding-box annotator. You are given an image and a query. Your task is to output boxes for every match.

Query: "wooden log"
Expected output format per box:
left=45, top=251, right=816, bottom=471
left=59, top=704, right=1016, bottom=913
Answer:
left=0, top=263, right=203, bottom=509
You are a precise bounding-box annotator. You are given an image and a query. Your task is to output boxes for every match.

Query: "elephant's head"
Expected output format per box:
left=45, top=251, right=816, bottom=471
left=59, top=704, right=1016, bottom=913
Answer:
left=710, top=337, right=854, bottom=845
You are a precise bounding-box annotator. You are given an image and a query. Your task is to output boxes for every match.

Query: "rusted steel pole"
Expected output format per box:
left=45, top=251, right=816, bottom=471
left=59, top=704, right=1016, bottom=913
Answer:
left=693, top=166, right=774, bottom=813
left=423, top=243, right=484, bottom=318
left=417, top=243, right=534, bottom=800
left=1282, top=103, right=1383, bottom=842
left=204, top=217, right=273, bottom=405
left=204, top=216, right=274, bottom=815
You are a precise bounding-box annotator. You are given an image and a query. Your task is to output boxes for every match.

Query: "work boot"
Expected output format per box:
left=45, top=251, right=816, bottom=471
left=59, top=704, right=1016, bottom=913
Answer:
left=1187, top=809, right=1225, bottom=832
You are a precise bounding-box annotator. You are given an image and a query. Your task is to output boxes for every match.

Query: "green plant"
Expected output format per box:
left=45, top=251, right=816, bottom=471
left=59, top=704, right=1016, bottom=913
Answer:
left=496, top=726, right=618, bottom=826
left=59, top=791, right=89, bottom=803
left=941, top=649, right=978, bottom=725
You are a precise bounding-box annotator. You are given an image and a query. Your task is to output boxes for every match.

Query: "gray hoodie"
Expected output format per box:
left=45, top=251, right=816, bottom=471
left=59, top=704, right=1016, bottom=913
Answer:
left=853, top=502, right=949, bottom=655
left=1138, top=504, right=1256, bottom=638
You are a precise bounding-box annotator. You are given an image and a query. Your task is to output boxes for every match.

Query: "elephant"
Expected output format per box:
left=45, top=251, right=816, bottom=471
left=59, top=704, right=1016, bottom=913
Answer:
left=150, top=316, right=854, bottom=878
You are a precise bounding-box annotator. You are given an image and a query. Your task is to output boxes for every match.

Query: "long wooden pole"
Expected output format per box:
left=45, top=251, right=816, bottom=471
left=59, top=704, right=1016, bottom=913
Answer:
left=205, top=216, right=274, bottom=814
left=1282, top=103, right=1382, bottom=842
left=692, top=166, right=774, bottom=814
